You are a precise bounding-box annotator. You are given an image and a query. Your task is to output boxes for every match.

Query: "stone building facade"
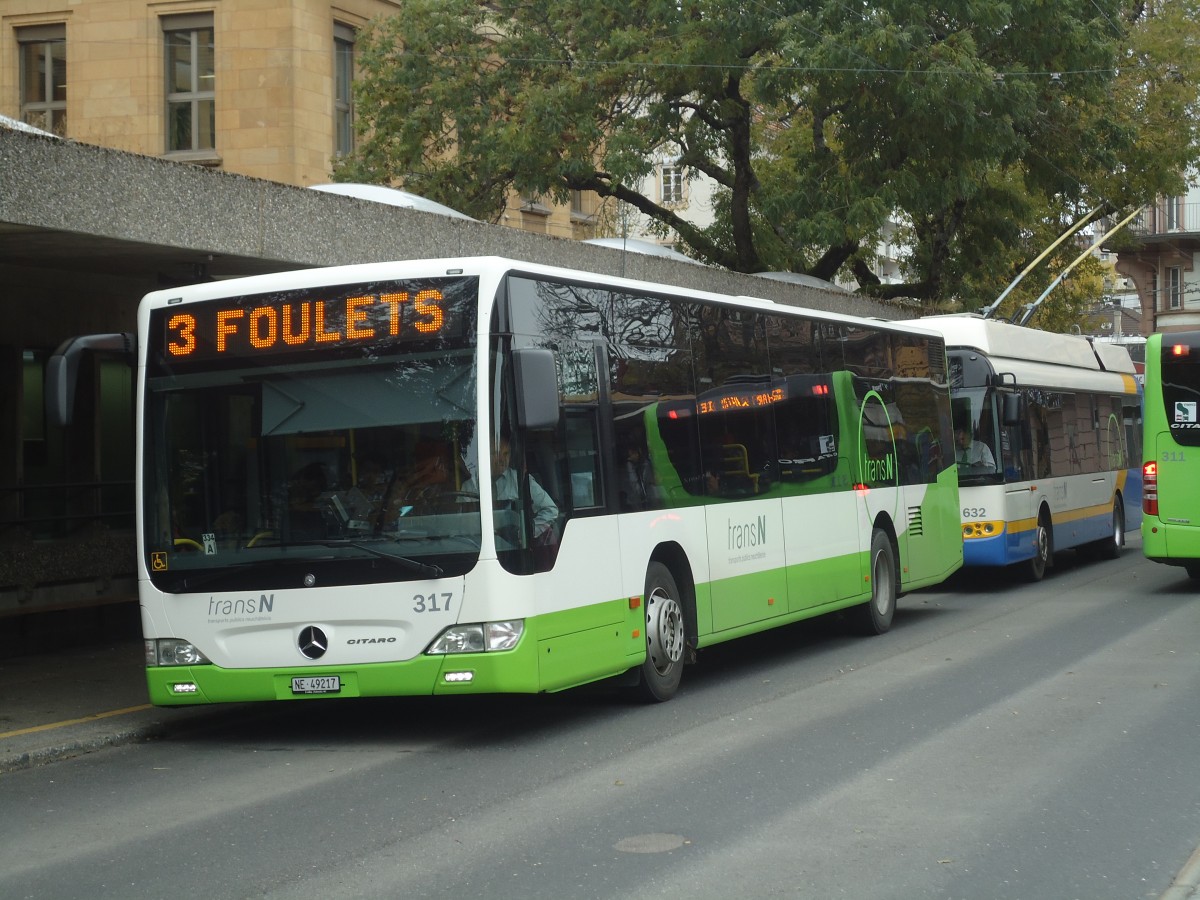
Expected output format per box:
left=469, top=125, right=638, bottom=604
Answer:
left=0, top=0, right=600, bottom=239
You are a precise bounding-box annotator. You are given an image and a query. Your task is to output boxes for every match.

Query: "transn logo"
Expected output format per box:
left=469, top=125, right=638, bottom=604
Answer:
left=864, top=453, right=895, bottom=483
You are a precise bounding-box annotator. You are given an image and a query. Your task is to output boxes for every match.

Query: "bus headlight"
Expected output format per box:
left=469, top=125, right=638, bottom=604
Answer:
left=427, top=620, right=524, bottom=654
left=146, top=638, right=212, bottom=667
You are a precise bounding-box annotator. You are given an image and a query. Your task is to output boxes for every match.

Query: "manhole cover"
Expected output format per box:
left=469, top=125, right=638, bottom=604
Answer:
left=613, top=833, right=687, bottom=854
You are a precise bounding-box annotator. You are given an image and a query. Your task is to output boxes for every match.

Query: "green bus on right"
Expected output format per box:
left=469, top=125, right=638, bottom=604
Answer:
left=1142, top=330, right=1200, bottom=579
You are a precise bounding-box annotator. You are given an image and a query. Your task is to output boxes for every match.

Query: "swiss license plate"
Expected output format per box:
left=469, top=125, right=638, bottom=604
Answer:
left=291, top=675, right=341, bottom=695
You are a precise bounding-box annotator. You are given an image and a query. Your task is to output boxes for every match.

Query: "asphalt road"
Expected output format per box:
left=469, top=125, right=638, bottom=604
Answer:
left=2, top=541, right=1199, bottom=900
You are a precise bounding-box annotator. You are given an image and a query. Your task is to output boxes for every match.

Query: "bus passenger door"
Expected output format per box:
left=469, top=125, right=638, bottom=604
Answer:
left=1005, top=388, right=1040, bottom=560
left=855, top=390, right=901, bottom=590
left=706, top=493, right=788, bottom=633
left=775, top=372, right=863, bottom=609
left=783, top=488, right=861, bottom=608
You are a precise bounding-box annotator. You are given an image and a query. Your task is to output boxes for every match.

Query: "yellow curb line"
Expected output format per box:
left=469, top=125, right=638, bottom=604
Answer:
left=0, top=705, right=153, bottom=740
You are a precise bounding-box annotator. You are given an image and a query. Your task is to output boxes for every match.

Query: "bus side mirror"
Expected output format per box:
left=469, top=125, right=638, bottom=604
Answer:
left=46, top=333, right=135, bottom=426
left=1002, top=392, right=1023, bottom=427
left=512, top=347, right=559, bottom=431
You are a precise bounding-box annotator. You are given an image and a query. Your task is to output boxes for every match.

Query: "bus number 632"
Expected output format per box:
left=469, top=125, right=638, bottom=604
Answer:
left=962, top=507, right=988, bottom=518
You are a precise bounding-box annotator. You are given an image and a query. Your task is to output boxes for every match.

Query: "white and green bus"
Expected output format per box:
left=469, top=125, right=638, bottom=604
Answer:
left=52, top=257, right=963, bottom=704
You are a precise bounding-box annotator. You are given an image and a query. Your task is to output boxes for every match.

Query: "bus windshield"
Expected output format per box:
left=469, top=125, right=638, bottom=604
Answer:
left=142, top=278, right=480, bottom=592
left=950, top=386, right=1001, bottom=483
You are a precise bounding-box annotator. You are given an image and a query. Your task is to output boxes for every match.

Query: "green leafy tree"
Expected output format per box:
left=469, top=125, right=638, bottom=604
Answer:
left=339, top=0, right=1200, bottom=308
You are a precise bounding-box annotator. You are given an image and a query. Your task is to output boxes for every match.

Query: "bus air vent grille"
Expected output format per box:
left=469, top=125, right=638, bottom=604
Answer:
left=928, top=342, right=946, bottom=374
left=907, top=505, right=924, bottom=536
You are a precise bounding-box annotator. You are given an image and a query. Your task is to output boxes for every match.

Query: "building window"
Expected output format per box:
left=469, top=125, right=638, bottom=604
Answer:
left=163, top=15, right=215, bottom=155
left=661, top=165, right=684, bottom=204
left=18, top=25, right=66, bottom=135
left=1168, top=266, right=1183, bottom=310
left=572, top=189, right=597, bottom=220
left=334, top=24, right=355, bottom=157
left=1166, top=196, right=1183, bottom=231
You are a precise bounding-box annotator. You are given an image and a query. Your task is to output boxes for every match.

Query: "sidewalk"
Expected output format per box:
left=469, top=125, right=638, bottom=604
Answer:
left=0, top=639, right=210, bottom=773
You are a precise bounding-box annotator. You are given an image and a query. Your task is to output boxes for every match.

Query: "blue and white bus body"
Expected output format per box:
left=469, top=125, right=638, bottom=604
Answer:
left=919, top=315, right=1142, bottom=578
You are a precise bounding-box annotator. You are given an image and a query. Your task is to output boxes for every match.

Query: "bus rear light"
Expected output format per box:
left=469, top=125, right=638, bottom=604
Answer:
left=1171, top=344, right=1190, bottom=357
left=1143, top=460, right=1158, bottom=516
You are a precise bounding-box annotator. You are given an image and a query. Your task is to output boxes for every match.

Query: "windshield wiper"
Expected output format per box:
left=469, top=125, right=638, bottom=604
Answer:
left=166, top=539, right=445, bottom=585
left=163, top=562, right=260, bottom=594
left=337, top=541, right=444, bottom=576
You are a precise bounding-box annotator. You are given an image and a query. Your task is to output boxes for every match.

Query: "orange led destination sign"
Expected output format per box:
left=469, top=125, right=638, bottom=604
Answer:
left=161, top=283, right=464, bottom=363
left=698, top=386, right=785, bottom=415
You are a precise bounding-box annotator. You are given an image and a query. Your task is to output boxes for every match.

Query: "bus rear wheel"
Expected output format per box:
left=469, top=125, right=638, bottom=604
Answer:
left=851, top=529, right=897, bottom=635
left=636, top=562, right=686, bottom=702
left=1097, top=499, right=1125, bottom=561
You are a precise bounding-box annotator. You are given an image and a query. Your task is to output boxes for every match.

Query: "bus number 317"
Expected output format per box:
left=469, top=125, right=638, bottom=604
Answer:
left=413, top=592, right=453, bottom=613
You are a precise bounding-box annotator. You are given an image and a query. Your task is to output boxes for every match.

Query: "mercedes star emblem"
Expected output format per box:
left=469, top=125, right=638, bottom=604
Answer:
left=298, top=625, right=328, bottom=660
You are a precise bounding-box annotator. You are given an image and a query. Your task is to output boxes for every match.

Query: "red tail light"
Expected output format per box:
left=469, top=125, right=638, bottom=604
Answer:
left=1143, top=460, right=1158, bottom=516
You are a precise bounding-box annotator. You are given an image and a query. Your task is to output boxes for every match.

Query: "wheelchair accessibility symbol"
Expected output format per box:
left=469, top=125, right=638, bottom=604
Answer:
left=151, top=551, right=168, bottom=571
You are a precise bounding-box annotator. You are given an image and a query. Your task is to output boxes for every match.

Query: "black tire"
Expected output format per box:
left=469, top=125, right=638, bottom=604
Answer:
left=1097, top=499, right=1125, bottom=561
left=1024, top=510, right=1052, bottom=582
left=635, top=562, right=687, bottom=702
left=851, top=529, right=897, bottom=636
left=1185, top=563, right=1200, bottom=581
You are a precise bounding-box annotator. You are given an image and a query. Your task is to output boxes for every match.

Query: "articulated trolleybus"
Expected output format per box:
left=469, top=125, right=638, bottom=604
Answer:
left=1142, top=330, right=1200, bottom=578
left=919, top=315, right=1142, bottom=580
left=58, top=257, right=964, bottom=705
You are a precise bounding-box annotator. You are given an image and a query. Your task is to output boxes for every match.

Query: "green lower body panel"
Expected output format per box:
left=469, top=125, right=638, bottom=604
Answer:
left=146, top=650, right=535, bottom=706
left=1143, top=519, right=1200, bottom=566
left=147, top=598, right=646, bottom=706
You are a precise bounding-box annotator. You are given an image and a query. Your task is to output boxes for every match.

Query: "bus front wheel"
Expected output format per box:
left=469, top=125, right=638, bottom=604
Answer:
left=851, top=529, right=897, bottom=635
left=1024, top=511, right=1052, bottom=582
left=636, top=562, right=686, bottom=702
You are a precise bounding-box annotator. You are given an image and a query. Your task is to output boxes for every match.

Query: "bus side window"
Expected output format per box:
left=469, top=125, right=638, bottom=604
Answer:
left=562, top=410, right=604, bottom=511
left=1031, top=395, right=1053, bottom=478
left=614, top=416, right=662, bottom=511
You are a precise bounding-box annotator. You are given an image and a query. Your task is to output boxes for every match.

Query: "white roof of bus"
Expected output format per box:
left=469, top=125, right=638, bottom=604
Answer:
left=0, top=113, right=58, bottom=137
left=308, top=183, right=477, bottom=220
left=919, top=313, right=1136, bottom=376
left=140, top=255, right=923, bottom=333
left=583, top=237, right=701, bottom=263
